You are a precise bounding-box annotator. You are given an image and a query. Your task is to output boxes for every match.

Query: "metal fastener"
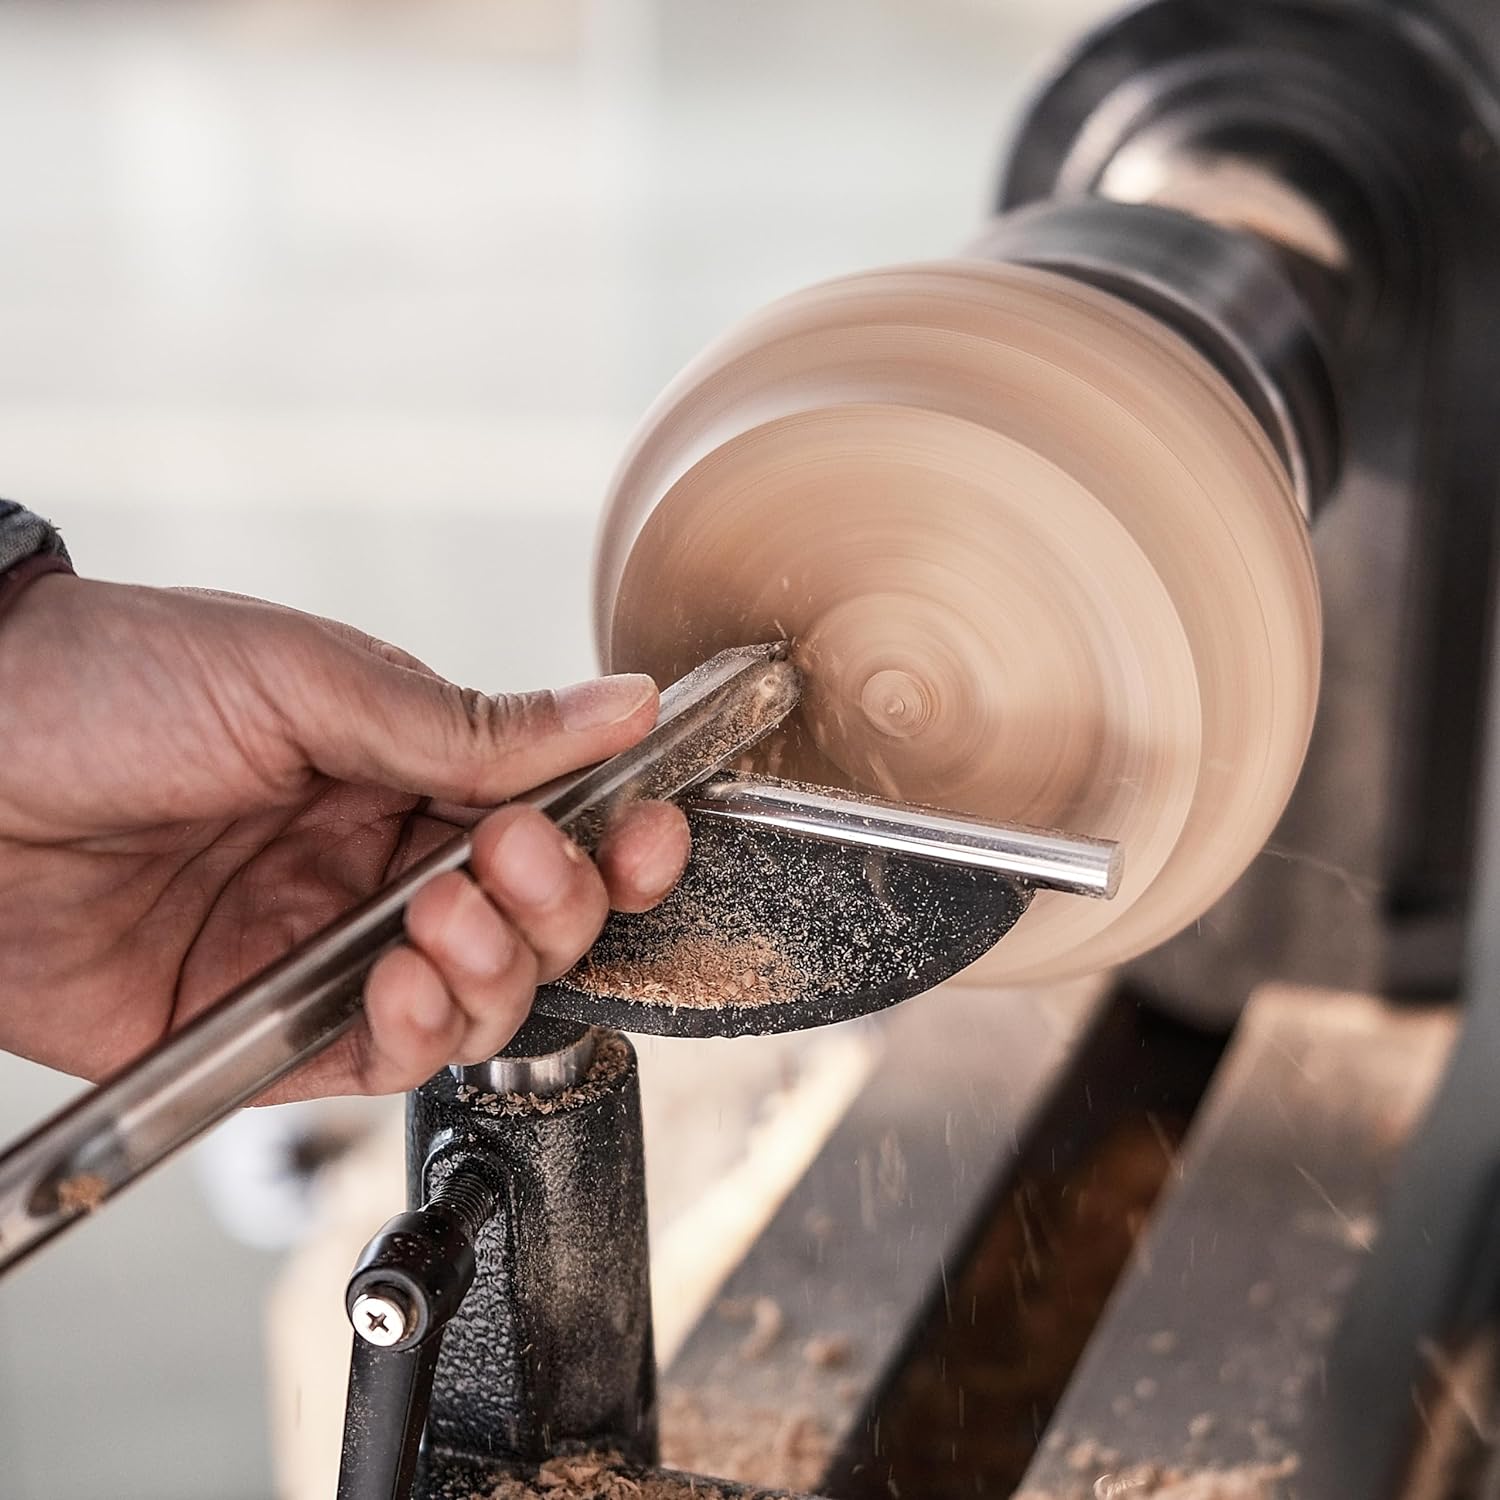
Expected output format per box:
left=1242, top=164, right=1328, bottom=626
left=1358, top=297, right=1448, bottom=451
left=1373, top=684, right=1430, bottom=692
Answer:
left=351, top=1287, right=411, bottom=1348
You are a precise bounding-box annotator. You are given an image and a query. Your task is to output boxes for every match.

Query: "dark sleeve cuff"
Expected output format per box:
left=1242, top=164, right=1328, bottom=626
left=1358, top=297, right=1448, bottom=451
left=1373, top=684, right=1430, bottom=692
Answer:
left=0, top=499, right=71, bottom=572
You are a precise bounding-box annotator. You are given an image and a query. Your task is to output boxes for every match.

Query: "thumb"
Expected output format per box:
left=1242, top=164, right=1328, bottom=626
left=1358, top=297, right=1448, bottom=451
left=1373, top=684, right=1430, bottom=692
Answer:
left=281, top=625, right=660, bottom=804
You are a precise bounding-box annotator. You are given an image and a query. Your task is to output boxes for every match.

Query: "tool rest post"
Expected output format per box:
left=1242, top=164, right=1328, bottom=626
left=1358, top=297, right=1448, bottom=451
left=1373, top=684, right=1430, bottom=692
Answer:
left=408, top=1017, right=657, bottom=1491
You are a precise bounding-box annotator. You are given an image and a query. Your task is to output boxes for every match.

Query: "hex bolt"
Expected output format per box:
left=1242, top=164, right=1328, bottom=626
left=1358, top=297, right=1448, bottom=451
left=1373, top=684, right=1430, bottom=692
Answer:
left=351, top=1286, right=413, bottom=1348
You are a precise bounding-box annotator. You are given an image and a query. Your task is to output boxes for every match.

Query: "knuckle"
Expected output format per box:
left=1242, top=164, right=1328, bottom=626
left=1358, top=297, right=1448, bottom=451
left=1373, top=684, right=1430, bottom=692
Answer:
left=469, top=805, right=520, bottom=875
left=365, top=946, right=408, bottom=1001
left=405, top=871, right=469, bottom=942
left=476, top=807, right=600, bottom=914
left=444, top=686, right=551, bottom=751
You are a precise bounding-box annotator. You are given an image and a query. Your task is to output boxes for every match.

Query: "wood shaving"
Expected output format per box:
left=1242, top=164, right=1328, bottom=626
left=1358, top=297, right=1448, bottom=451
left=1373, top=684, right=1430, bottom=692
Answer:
left=1097, top=1456, right=1299, bottom=1498
left=739, top=1297, right=784, bottom=1360
left=802, top=1209, right=835, bottom=1243
left=1068, top=1441, right=1121, bottom=1473
left=1017, top=1455, right=1299, bottom=1500
left=574, top=933, right=801, bottom=1010
left=56, top=1173, right=107, bottom=1213
left=713, top=1294, right=786, bottom=1359
left=659, top=1387, right=833, bottom=1494
left=803, top=1335, right=852, bottom=1370
left=476, top=1452, right=727, bottom=1500
left=455, top=1035, right=630, bottom=1117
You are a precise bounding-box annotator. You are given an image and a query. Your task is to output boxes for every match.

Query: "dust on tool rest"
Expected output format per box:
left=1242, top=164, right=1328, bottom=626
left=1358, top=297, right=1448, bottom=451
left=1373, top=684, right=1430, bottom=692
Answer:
left=0, top=635, right=1117, bottom=1481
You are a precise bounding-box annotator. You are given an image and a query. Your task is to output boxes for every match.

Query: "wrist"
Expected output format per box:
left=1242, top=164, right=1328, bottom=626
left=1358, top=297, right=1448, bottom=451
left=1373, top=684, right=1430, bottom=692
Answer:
left=0, top=553, right=75, bottom=629
left=0, top=501, right=75, bottom=631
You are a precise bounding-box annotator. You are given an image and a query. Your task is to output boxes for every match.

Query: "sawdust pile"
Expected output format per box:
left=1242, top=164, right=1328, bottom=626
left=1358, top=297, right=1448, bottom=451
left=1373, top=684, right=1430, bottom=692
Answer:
left=456, top=1035, right=631, bottom=1117
left=1017, top=1454, right=1299, bottom=1500
left=573, top=932, right=801, bottom=1010
left=477, top=1453, right=726, bottom=1500
left=659, top=1387, right=833, bottom=1495
left=555, top=799, right=993, bottom=1018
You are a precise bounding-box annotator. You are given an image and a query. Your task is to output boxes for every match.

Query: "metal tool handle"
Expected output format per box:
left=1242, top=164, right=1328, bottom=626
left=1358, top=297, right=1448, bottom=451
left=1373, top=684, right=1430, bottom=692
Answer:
left=337, top=1167, right=499, bottom=1500
left=339, top=1337, right=443, bottom=1500
left=0, top=644, right=798, bottom=1275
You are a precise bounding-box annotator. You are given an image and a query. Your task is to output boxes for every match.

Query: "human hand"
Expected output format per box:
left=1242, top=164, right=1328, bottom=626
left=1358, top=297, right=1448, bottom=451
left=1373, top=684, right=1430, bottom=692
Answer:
left=0, top=575, right=689, bottom=1101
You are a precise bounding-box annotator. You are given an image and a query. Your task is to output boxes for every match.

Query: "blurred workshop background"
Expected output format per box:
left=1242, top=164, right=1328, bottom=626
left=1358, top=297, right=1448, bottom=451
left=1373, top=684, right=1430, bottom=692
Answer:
left=0, top=2, right=1111, bottom=1496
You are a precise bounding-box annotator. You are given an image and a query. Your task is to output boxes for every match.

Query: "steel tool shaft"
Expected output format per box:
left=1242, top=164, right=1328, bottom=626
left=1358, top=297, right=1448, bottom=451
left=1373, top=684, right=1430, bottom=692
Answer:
left=688, top=776, right=1122, bottom=898
left=0, top=643, right=799, bottom=1274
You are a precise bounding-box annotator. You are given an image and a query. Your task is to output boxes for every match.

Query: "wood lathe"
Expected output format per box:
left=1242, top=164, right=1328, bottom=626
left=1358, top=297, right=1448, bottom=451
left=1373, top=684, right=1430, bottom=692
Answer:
left=10, top=2, right=1500, bottom=1497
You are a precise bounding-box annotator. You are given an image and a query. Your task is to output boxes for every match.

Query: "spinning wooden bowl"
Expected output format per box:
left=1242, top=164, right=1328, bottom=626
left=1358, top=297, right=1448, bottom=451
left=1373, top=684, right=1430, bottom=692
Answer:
left=594, top=261, right=1320, bottom=985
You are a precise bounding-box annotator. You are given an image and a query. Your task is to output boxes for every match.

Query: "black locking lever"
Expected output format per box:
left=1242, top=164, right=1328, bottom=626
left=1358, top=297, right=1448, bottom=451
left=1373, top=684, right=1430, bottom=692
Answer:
left=337, top=1167, right=500, bottom=1500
